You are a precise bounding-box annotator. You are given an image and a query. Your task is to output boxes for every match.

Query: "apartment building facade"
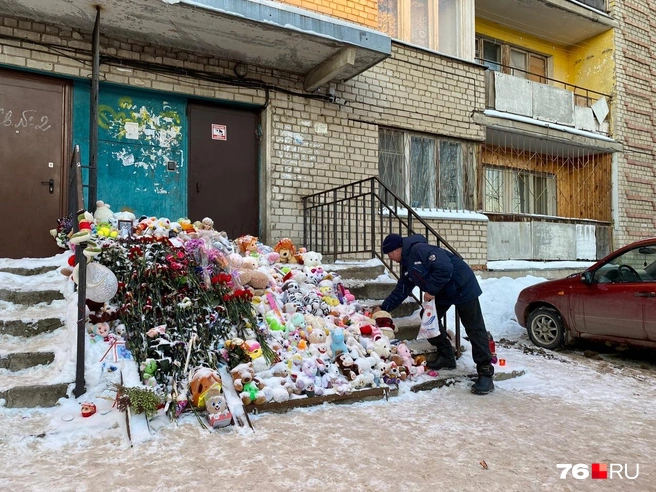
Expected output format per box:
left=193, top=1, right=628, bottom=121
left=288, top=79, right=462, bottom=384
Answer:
left=0, top=0, right=651, bottom=265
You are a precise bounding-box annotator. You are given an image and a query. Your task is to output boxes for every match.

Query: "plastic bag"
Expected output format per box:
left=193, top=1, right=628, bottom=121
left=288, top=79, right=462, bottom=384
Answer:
left=417, top=299, right=441, bottom=340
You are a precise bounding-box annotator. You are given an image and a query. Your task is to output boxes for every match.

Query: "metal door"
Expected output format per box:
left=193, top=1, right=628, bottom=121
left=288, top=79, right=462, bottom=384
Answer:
left=188, top=103, right=259, bottom=239
left=0, top=69, right=67, bottom=258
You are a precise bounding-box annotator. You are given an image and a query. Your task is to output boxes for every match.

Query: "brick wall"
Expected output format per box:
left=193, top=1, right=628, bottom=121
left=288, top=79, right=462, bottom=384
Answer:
left=0, top=15, right=488, bottom=266
left=275, top=0, right=378, bottom=28
left=611, top=0, right=656, bottom=247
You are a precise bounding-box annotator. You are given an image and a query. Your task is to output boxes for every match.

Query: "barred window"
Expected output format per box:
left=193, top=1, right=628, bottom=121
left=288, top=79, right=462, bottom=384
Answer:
left=484, top=166, right=557, bottom=216
left=379, top=128, right=473, bottom=210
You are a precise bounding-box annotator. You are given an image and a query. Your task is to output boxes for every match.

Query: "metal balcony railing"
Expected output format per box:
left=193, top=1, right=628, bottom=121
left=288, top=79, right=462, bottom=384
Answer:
left=477, top=58, right=612, bottom=110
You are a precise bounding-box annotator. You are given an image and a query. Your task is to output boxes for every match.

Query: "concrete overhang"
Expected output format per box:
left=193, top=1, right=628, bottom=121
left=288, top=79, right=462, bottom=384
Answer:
left=476, top=0, right=618, bottom=46
left=473, top=110, right=623, bottom=156
left=0, top=0, right=391, bottom=91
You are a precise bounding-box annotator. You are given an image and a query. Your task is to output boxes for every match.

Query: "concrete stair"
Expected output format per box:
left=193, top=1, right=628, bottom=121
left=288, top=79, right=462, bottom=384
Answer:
left=0, top=260, right=72, bottom=408
left=328, top=260, right=422, bottom=342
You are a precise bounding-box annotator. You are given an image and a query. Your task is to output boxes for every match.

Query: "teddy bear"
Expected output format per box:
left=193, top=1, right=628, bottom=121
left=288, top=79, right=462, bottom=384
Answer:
left=230, top=362, right=268, bottom=405
left=205, top=394, right=232, bottom=428
left=335, top=353, right=358, bottom=381
left=238, top=256, right=270, bottom=291
left=94, top=200, right=114, bottom=223
left=329, top=327, right=350, bottom=358
left=273, top=238, right=298, bottom=264
left=301, top=251, right=323, bottom=271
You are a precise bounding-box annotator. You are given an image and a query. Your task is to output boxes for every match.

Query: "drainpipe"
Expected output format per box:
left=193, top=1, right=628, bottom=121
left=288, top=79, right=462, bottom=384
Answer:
left=88, top=6, right=100, bottom=211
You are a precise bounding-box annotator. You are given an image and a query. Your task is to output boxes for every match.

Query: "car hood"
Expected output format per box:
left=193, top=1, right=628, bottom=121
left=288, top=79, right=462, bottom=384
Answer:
left=519, top=274, right=583, bottom=299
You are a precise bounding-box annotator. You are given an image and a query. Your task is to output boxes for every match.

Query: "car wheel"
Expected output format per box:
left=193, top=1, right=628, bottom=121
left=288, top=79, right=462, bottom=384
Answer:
left=527, top=306, right=565, bottom=350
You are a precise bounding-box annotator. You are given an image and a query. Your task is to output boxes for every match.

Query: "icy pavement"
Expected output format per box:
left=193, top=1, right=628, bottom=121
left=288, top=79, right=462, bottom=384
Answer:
left=1, top=340, right=655, bottom=491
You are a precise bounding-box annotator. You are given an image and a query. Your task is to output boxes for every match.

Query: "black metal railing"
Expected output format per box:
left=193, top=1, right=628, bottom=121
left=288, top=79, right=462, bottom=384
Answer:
left=478, top=58, right=612, bottom=115
left=302, top=176, right=462, bottom=355
left=68, top=144, right=88, bottom=398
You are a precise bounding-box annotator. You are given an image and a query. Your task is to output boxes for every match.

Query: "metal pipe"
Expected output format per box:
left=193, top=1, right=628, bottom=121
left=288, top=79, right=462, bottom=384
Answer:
left=74, top=245, right=87, bottom=398
left=88, top=7, right=101, bottom=211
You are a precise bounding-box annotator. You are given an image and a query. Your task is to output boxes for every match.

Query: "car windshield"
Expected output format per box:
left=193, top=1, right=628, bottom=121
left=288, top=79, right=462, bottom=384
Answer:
left=593, top=244, right=656, bottom=283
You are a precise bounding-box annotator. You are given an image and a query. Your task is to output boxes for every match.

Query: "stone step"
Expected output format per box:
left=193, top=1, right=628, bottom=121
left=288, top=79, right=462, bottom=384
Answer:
left=390, top=301, right=420, bottom=318
left=0, top=266, right=58, bottom=276
left=394, top=321, right=421, bottom=342
left=0, top=382, right=70, bottom=408
left=326, top=263, right=386, bottom=280
left=0, top=288, right=64, bottom=305
left=346, top=281, right=397, bottom=301
left=0, top=318, right=65, bottom=337
left=0, top=351, right=55, bottom=371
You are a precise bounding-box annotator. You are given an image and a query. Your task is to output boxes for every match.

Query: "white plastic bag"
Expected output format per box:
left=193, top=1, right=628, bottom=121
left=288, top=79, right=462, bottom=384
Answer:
left=417, top=299, right=441, bottom=340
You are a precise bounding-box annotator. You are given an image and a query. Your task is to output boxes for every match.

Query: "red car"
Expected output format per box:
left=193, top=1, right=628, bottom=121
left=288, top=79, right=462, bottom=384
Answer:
left=515, top=238, right=656, bottom=350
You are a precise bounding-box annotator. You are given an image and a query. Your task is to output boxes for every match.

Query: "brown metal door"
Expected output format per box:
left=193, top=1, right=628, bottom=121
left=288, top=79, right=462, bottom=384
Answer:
left=188, top=103, right=259, bottom=239
left=0, top=69, right=67, bottom=258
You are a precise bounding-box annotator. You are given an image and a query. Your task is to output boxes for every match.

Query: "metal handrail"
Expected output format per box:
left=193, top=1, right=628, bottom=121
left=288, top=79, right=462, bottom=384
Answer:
left=477, top=58, right=612, bottom=106
left=302, top=176, right=462, bottom=355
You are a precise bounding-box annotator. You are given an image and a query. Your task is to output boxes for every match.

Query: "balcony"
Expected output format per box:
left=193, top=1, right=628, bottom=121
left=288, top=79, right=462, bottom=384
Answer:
left=483, top=67, right=612, bottom=134
left=476, top=0, right=617, bottom=46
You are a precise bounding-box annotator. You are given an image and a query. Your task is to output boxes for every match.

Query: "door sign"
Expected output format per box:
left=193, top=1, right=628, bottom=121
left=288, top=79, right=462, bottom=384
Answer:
left=212, top=124, right=227, bottom=140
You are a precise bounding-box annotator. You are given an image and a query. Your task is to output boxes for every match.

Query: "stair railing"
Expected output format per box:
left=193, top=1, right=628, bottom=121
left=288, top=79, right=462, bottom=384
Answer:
left=302, top=176, right=463, bottom=356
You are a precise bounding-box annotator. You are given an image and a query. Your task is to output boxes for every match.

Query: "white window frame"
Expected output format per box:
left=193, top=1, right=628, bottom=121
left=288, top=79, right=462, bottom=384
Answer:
left=379, top=128, right=471, bottom=211
left=484, top=165, right=557, bottom=216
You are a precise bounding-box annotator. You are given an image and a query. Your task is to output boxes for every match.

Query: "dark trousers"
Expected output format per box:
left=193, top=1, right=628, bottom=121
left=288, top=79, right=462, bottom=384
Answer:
left=427, top=297, right=492, bottom=368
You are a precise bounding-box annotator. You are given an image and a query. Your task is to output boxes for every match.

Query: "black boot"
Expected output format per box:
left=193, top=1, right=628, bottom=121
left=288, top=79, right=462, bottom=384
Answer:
left=471, top=364, right=494, bottom=395
left=427, top=343, right=456, bottom=370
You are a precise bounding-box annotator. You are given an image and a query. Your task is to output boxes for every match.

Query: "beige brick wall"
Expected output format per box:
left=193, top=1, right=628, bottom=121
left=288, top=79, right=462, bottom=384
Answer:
left=0, top=15, right=487, bottom=266
left=611, top=0, right=656, bottom=248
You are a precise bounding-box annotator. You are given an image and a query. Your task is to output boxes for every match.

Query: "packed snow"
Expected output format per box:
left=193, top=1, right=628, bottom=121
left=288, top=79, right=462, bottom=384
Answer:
left=0, top=254, right=654, bottom=490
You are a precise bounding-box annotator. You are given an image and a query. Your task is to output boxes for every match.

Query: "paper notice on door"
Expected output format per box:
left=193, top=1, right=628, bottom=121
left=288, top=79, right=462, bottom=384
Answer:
left=124, top=122, right=139, bottom=139
left=212, top=124, right=227, bottom=141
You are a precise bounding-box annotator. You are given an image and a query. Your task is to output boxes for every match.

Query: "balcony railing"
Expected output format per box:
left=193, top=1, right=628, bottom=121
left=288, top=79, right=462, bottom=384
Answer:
left=479, top=60, right=612, bottom=135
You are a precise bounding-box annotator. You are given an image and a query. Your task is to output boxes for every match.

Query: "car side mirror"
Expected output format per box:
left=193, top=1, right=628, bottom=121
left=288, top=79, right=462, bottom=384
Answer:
left=581, top=271, right=593, bottom=284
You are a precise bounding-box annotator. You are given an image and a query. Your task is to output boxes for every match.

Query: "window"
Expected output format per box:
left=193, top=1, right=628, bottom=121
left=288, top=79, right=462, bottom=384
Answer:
left=378, top=0, right=473, bottom=58
left=475, top=37, right=548, bottom=83
left=484, top=166, right=556, bottom=215
left=379, top=128, right=474, bottom=210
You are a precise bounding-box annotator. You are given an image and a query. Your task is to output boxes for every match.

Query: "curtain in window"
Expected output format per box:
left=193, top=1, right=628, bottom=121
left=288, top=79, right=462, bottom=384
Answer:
left=410, top=0, right=430, bottom=48
left=438, top=0, right=459, bottom=57
left=378, top=129, right=405, bottom=201
left=438, top=141, right=462, bottom=209
left=410, top=136, right=436, bottom=208
left=378, top=0, right=399, bottom=38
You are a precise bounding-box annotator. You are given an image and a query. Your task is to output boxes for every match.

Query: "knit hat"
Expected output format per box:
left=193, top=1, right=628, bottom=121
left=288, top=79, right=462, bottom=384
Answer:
left=382, top=233, right=403, bottom=254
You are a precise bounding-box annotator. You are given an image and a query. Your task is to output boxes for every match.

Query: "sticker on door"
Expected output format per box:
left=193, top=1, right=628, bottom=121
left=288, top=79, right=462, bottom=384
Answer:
left=212, top=124, right=227, bottom=140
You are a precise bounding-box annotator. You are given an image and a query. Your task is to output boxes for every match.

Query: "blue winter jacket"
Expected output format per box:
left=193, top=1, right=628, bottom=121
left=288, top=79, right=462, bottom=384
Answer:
left=381, top=234, right=482, bottom=312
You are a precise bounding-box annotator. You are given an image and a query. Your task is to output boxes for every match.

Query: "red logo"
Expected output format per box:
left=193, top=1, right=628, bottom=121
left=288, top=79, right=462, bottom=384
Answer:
left=592, top=463, right=608, bottom=480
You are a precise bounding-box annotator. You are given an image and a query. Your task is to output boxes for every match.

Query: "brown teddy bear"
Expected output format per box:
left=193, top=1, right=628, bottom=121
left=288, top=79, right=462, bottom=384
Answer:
left=239, top=256, right=270, bottom=291
left=273, top=238, right=298, bottom=264
left=230, top=362, right=268, bottom=405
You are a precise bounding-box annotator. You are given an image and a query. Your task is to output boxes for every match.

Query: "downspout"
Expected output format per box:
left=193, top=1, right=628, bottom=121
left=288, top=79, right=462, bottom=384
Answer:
left=88, top=6, right=100, bottom=211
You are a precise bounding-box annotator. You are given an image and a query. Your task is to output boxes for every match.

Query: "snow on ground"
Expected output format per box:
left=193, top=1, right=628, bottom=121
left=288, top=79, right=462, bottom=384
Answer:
left=1, top=256, right=655, bottom=491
